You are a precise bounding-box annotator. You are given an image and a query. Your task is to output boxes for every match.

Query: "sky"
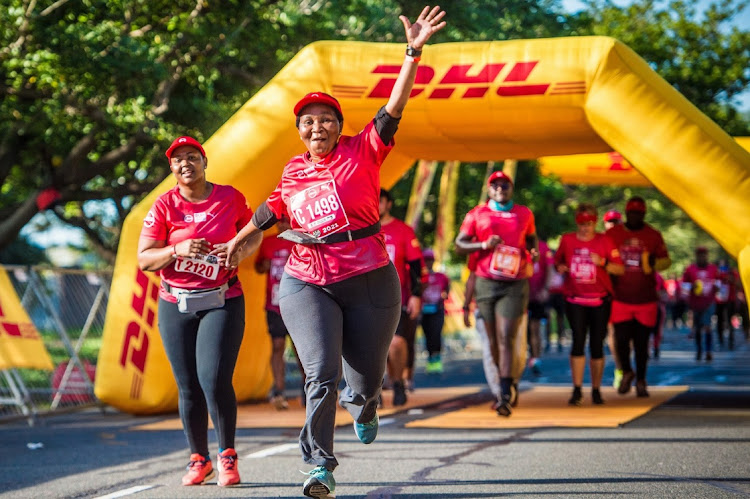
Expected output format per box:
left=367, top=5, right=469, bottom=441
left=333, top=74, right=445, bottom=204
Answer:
left=561, top=0, right=750, bottom=111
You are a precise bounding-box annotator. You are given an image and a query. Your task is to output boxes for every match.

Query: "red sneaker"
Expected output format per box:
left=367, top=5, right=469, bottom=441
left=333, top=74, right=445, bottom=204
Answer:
left=182, top=454, right=215, bottom=485
left=217, top=448, right=241, bottom=486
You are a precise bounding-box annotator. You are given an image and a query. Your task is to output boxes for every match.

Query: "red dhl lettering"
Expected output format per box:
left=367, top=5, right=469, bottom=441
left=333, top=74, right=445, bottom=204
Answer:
left=0, top=298, right=40, bottom=339
left=119, top=268, right=158, bottom=377
left=357, top=62, right=582, bottom=100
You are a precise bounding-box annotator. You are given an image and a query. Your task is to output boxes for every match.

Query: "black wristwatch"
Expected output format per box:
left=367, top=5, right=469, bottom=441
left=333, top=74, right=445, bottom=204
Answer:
left=406, top=46, right=422, bottom=57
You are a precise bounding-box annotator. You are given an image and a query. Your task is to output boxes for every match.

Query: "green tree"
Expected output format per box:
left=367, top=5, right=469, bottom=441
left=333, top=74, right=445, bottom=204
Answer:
left=0, top=0, right=569, bottom=263
left=571, top=0, right=750, bottom=134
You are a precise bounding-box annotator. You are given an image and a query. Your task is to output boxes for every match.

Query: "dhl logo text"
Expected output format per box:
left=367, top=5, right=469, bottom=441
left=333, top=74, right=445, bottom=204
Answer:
left=119, top=268, right=158, bottom=399
left=332, top=62, right=585, bottom=100
left=0, top=300, right=40, bottom=340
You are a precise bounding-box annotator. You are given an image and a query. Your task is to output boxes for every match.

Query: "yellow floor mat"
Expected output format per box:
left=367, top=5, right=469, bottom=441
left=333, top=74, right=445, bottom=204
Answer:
left=405, top=385, right=688, bottom=429
left=132, top=386, right=480, bottom=431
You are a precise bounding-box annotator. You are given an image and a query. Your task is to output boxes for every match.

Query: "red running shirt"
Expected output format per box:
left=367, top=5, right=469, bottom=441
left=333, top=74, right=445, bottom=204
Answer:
left=682, top=263, right=719, bottom=311
left=459, top=203, right=536, bottom=281
left=555, top=232, right=621, bottom=304
left=264, top=121, right=393, bottom=285
left=605, top=223, right=669, bottom=304
left=255, top=235, right=294, bottom=313
left=140, top=184, right=253, bottom=303
left=382, top=218, right=424, bottom=305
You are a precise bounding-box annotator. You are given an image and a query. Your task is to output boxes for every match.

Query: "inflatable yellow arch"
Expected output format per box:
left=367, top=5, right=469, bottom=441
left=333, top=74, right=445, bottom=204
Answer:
left=96, top=36, right=750, bottom=414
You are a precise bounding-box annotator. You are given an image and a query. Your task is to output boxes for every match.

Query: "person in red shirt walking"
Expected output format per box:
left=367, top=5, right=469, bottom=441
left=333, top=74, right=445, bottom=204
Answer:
left=555, top=204, right=624, bottom=406
left=224, top=7, right=446, bottom=497
left=606, top=196, right=671, bottom=398
left=380, top=188, right=424, bottom=405
left=138, top=136, right=254, bottom=487
left=420, top=248, right=451, bottom=374
left=715, top=258, right=739, bottom=350
left=683, top=247, right=720, bottom=360
left=254, top=215, right=304, bottom=410
left=455, top=170, right=539, bottom=417
left=527, top=239, right=551, bottom=375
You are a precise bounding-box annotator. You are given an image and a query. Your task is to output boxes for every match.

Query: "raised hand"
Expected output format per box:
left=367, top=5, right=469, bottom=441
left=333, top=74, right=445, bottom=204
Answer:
left=399, top=5, right=447, bottom=50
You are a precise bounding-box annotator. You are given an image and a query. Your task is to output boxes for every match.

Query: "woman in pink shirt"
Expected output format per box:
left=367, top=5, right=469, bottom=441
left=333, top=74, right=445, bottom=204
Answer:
left=555, top=203, right=624, bottom=406
left=137, top=136, right=255, bottom=487
left=225, top=7, right=446, bottom=498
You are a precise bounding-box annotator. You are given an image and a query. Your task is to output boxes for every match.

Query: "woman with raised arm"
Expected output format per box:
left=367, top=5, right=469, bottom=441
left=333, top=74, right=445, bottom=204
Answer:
left=225, top=6, right=446, bottom=498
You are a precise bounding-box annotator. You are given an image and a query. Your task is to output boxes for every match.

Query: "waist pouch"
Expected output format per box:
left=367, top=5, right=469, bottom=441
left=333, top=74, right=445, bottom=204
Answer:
left=277, top=222, right=381, bottom=245
left=164, top=277, right=237, bottom=314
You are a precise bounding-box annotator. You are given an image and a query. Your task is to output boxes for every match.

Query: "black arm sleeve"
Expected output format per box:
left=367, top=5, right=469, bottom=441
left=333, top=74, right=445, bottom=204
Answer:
left=250, top=201, right=278, bottom=231
left=374, top=106, right=401, bottom=144
left=407, top=258, right=423, bottom=297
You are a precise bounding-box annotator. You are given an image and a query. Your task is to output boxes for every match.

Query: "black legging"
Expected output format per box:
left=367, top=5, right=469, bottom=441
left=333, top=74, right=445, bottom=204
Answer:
left=614, top=319, right=651, bottom=381
left=158, top=295, right=245, bottom=456
left=564, top=300, right=611, bottom=358
left=421, top=311, right=445, bottom=356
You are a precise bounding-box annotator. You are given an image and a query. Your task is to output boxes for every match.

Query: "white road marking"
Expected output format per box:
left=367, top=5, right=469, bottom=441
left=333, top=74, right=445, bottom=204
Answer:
left=94, top=485, right=155, bottom=498
left=246, top=442, right=299, bottom=459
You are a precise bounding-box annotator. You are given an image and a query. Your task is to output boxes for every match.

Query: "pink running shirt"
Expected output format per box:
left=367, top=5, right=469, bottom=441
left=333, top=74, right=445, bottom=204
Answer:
left=264, top=121, right=393, bottom=285
left=459, top=203, right=536, bottom=281
left=140, top=184, right=253, bottom=303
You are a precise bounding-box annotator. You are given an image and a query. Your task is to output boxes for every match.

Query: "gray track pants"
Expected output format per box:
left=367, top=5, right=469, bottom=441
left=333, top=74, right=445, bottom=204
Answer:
left=278, top=263, right=401, bottom=471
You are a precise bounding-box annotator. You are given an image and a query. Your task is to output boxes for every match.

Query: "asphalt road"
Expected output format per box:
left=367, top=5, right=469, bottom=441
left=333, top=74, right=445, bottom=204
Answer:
left=1, top=325, right=749, bottom=498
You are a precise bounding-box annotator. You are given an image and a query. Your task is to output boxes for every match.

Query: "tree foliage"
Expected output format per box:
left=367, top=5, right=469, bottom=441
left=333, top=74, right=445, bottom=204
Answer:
left=1, top=0, right=747, bottom=274
left=570, top=0, right=750, bottom=134
left=0, top=0, right=568, bottom=263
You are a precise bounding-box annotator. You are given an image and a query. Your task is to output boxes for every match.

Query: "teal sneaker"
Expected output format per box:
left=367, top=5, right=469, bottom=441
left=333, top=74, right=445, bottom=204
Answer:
left=354, top=413, right=379, bottom=444
left=613, top=368, right=623, bottom=389
left=425, top=355, right=443, bottom=374
left=302, top=466, right=335, bottom=498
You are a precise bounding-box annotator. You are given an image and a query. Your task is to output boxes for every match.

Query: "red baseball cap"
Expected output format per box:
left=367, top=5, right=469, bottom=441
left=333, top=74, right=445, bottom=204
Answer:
left=293, top=92, right=343, bottom=120
left=487, top=171, right=513, bottom=187
left=165, top=136, right=206, bottom=159
left=625, top=198, right=647, bottom=213
left=422, top=248, right=435, bottom=260
left=696, top=246, right=708, bottom=253
left=603, top=210, right=622, bottom=222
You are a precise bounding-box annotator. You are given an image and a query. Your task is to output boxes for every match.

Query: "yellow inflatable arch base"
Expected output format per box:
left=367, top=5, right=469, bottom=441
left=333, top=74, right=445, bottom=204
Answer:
left=96, top=37, right=750, bottom=414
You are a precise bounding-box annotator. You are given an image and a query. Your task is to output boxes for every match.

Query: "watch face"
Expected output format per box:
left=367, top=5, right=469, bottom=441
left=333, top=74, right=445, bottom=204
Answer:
left=406, top=46, right=422, bottom=57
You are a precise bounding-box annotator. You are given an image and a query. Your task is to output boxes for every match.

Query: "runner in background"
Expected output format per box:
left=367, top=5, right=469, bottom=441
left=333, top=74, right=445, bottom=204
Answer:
left=527, top=239, right=550, bottom=376
left=380, top=187, right=424, bottom=405
left=736, top=278, right=749, bottom=340
left=554, top=203, right=624, bottom=406
left=715, top=258, right=738, bottom=350
left=455, top=170, right=538, bottom=417
left=652, top=272, right=667, bottom=359
left=602, top=209, right=624, bottom=388
left=606, top=197, right=670, bottom=398
left=663, top=273, right=680, bottom=330
left=545, top=250, right=567, bottom=353
left=254, top=215, right=304, bottom=409
left=420, top=248, right=450, bottom=374
left=682, top=247, right=719, bottom=361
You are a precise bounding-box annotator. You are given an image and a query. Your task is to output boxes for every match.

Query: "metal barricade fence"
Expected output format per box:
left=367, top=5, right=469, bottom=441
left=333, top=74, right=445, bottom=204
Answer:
left=0, top=265, right=111, bottom=424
